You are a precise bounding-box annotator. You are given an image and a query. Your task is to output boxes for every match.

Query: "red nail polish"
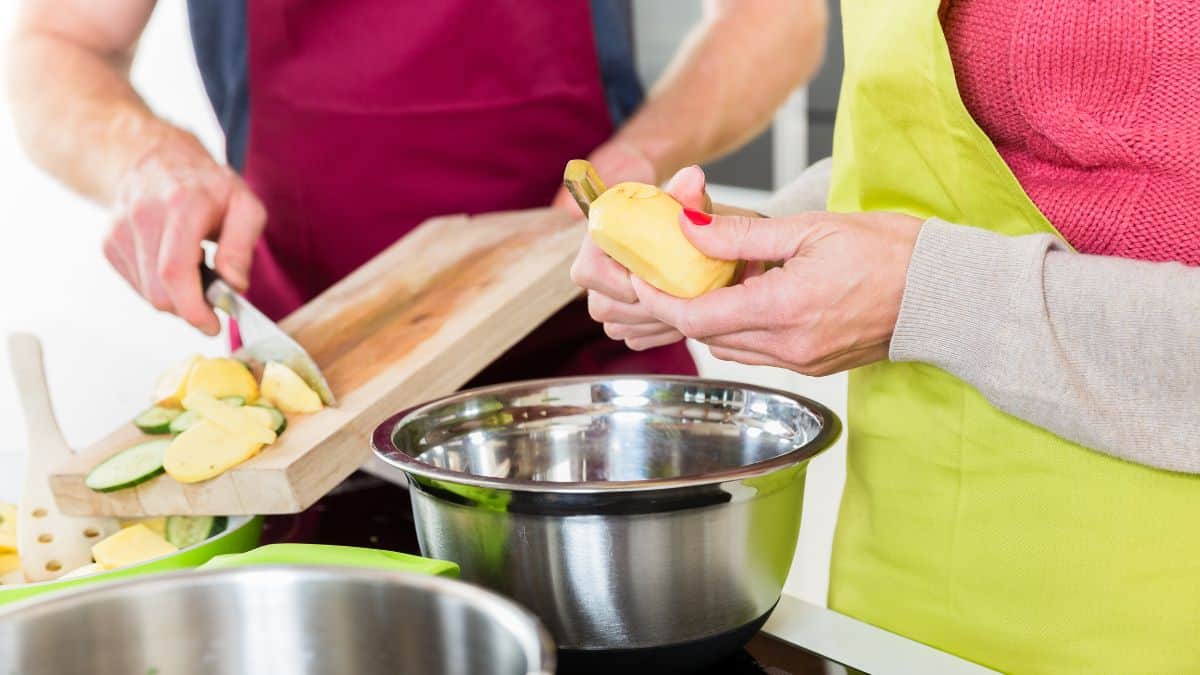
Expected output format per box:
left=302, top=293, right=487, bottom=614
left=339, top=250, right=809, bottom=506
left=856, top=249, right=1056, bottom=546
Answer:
left=682, top=207, right=712, bottom=225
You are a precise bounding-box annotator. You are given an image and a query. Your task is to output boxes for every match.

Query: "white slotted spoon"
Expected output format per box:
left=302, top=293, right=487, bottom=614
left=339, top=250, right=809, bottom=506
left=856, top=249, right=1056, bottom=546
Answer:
left=8, top=333, right=120, bottom=582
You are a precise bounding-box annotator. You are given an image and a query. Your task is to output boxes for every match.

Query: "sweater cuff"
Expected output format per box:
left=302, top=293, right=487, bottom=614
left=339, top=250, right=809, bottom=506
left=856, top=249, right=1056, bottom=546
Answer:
left=889, top=219, right=1047, bottom=373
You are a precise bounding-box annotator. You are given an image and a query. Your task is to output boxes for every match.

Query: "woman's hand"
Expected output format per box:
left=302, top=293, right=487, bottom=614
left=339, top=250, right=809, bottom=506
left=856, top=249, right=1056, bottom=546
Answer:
left=569, top=165, right=712, bottom=351
left=104, top=146, right=267, bottom=335
left=631, top=206, right=923, bottom=376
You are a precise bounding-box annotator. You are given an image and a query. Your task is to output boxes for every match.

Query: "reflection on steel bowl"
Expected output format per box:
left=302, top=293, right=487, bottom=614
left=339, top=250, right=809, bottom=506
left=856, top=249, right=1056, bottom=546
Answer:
left=373, top=376, right=840, bottom=671
left=0, top=566, right=555, bottom=675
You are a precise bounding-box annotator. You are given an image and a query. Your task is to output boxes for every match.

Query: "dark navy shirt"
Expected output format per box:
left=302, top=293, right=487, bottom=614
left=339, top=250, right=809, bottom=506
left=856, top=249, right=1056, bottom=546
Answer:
left=185, top=0, right=644, bottom=171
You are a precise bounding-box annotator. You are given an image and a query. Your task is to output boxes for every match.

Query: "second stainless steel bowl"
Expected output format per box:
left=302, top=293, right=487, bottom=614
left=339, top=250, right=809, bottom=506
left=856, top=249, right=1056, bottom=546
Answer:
left=373, top=376, right=840, bottom=668
left=0, top=566, right=555, bottom=675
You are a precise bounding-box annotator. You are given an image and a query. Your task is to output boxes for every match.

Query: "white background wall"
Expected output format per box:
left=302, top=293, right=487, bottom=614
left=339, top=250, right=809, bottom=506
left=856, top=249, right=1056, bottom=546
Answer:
left=0, top=2, right=847, bottom=606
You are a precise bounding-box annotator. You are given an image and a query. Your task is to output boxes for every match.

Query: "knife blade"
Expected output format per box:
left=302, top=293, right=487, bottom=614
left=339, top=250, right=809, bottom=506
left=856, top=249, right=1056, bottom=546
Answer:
left=199, top=265, right=336, bottom=406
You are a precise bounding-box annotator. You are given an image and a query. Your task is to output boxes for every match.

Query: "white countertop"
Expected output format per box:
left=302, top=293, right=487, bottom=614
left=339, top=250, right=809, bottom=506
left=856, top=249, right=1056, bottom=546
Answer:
left=764, top=595, right=999, bottom=674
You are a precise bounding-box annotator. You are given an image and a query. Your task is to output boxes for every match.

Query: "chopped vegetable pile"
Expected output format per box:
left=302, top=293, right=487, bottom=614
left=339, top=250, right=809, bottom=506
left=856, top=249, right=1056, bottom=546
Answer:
left=88, top=355, right=323, bottom=492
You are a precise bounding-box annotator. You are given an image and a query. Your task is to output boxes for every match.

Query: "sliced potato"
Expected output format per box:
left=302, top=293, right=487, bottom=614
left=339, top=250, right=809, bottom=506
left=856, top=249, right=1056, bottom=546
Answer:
left=59, top=562, right=105, bottom=580
left=120, top=516, right=167, bottom=537
left=243, top=405, right=279, bottom=431
left=153, top=354, right=201, bottom=407
left=182, top=392, right=276, bottom=445
left=164, top=420, right=265, bottom=484
left=185, top=357, right=259, bottom=403
left=91, top=524, right=177, bottom=570
left=0, top=502, right=16, bottom=554
left=260, top=362, right=323, bottom=414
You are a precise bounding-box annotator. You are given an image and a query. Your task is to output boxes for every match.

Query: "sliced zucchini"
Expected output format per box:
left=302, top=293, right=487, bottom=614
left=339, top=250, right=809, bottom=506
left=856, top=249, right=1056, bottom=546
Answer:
left=132, top=406, right=182, bottom=435
left=250, top=403, right=287, bottom=434
left=167, top=410, right=201, bottom=435
left=85, top=439, right=171, bottom=493
left=164, top=515, right=228, bottom=549
left=219, top=396, right=246, bottom=407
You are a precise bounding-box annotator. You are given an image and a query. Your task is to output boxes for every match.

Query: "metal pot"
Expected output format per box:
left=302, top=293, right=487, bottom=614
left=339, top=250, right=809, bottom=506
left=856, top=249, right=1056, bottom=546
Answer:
left=0, top=565, right=556, bottom=675
left=373, top=376, right=840, bottom=672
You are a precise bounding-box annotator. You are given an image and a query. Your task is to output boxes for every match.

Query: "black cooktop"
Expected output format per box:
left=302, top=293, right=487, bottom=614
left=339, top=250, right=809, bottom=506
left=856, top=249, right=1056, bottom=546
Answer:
left=261, top=473, right=849, bottom=675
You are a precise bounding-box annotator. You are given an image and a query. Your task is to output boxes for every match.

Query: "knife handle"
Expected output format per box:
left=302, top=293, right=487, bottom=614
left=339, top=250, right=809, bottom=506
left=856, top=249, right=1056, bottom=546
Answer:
left=198, top=262, right=221, bottom=294
left=198, top=262, right=236, bottom=317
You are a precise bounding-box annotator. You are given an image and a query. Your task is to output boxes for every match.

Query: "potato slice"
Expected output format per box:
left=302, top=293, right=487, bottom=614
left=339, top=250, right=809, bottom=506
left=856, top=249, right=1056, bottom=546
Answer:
left=164, top=420, right=265, bottom=484
left=260, top=362, right=323, bottom=414
left=153, top=354, right=201, bottom=407
left=185, top=357, right=259, bottom=402
left=59, top=562, right=105, bottom=580
left=182, top=392, right=276, bottom=446
left=91, top=524, right=177, bottom=570
left=243, top=406, right=278, bottom=430
left=0, top=502, right=16, bottom=554
left=119, top=517, right=166, bottom=537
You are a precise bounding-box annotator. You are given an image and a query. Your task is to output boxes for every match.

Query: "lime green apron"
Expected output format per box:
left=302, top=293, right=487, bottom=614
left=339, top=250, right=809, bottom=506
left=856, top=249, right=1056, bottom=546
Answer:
left=826, top=1, right=1200, bottom=673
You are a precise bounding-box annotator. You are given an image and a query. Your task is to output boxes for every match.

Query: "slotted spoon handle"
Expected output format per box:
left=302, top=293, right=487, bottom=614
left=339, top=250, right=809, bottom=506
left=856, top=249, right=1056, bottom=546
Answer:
left=8, top=333, right=72, bottom=469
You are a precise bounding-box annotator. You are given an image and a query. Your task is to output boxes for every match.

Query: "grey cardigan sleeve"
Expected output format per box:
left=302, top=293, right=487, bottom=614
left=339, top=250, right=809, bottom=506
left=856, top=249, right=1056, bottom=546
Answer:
left=891, top=219, right=1200, bottom=473
left=764, top=160, right=1200, bottom=473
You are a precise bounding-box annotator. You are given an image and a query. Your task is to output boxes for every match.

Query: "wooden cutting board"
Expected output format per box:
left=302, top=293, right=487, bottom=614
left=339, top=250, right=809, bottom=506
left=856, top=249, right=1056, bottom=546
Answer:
left=50, top=208, right=585, bottom=516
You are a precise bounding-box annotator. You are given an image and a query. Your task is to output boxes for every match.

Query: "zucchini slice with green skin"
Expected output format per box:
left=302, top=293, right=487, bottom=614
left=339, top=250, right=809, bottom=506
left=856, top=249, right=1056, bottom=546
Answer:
left=85, top=439, right=171, bottom=492
left=219, top=396, right=246, bottom=407
left=250, top=403, right=287, bottom=434
left=164, top=515, right=228, bottom=548
left=132, top=406, right=182, bottom=434
left=167, top=410, right=201, bottom=435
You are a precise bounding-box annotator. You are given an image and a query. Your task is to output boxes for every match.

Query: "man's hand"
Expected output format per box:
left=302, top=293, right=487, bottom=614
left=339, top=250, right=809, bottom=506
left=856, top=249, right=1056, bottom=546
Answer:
left=104, top=148, right=266, bottom=335
left=569, top=165, right=712, bottom=351
left=627, top=193, right=924, bottom=376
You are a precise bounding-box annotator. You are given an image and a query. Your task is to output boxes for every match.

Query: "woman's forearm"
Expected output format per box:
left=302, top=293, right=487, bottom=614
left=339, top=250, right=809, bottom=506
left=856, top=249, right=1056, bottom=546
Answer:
left=614, top=0, right=827, bottom=179
left=892, top=220, right=1200, bottom=472
left=6, top=0, right=210, bottom=205
left=764, top=162, right=1200, bottom=471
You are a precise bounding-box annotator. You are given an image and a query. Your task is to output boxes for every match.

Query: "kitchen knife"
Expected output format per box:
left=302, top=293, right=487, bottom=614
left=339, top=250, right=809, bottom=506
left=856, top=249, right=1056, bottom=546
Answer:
left=199, top=265, right=336, bottom=406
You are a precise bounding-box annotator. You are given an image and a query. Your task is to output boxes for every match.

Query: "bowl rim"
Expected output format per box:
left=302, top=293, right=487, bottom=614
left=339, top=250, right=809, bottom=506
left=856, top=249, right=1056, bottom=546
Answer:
left=372, top=375, right=842, bottom=494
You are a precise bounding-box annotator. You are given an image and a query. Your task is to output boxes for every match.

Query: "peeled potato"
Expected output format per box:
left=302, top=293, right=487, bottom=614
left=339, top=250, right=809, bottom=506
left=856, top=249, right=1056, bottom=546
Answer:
left=153, top=354, right=201, bottom=407
left=588, top=182, right=737, bottom=298
left=164, top=420, right=265, bottom=484
left=261, top=362, right=323, bottom=414
left=185, top=358, right=259, bottom=403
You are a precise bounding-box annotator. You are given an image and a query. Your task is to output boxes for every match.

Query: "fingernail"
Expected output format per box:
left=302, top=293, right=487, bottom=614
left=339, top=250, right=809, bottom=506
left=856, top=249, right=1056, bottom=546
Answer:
left=682, top=208, right=712, bottom=226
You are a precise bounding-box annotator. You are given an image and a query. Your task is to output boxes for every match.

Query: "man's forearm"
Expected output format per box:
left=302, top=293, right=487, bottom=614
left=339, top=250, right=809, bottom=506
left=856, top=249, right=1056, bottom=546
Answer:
left=614, top=0, right=826, bottom=180
left=7, top=2, right=209, bottom=205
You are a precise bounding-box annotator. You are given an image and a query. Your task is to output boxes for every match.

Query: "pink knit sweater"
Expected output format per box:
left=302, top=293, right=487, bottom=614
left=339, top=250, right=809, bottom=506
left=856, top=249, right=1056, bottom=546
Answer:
left=944, top=0, right=1200, bottom=265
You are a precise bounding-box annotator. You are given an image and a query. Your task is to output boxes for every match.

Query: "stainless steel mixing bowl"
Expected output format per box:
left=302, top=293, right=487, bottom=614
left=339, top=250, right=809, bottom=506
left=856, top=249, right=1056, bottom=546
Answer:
left=0, top=566, right=555, bottom=675
left=373, top=376, right=840, bottom=669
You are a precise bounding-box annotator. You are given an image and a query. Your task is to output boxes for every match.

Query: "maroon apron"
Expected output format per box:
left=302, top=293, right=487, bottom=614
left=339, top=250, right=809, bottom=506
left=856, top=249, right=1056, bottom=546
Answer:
left=240, top=0, right=695, bottom=381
